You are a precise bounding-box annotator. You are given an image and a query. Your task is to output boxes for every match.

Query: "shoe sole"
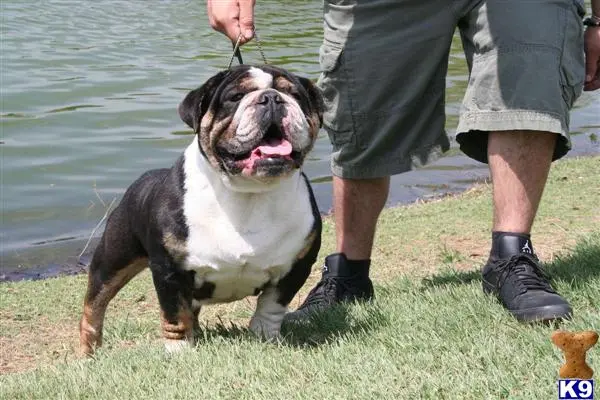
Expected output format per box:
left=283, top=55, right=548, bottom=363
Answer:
left=510, top=304, right=573, bottom=323
left=283, top=293, right=375, bottom=325
left=482, top=280, right=572, bottom=323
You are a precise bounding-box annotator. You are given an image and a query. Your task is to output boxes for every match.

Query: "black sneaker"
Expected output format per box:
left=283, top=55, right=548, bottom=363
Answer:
left=482, top=253, right=572, bottom=322
left=284, top=253, right=374, bottom=323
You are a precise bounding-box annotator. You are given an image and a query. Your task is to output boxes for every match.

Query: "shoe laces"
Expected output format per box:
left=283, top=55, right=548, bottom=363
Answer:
left=492, top=253, right=555, bottom=293
left=301, top=275, right=358, bottom=309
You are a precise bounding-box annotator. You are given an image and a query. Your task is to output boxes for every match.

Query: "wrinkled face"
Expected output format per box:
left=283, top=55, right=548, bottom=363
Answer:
left=178, top=65, right=323, bottom=179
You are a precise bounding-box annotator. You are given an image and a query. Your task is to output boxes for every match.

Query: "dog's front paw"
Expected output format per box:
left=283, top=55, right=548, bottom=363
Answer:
left=164, top=339, right=193, bottom=354
left=249, top=316, right=282, bottom=341
left=250, top=288, right=287, bottom=341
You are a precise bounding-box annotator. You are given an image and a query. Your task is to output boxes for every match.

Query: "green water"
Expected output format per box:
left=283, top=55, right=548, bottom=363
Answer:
left=1, top=1, right=598, bottom=274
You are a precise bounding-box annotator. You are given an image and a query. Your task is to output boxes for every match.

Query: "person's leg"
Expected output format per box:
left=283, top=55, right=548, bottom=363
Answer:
left=333, top=176, right=390, bottom=260
left=480, top=129, right=572, bottom=322
left=285, top=0, right=459, bottom=321
left=284, top=179, right=390, bottom=323
left=488, top=131, right=555, bottom=234
left=456, top=0, right=585, bottom=321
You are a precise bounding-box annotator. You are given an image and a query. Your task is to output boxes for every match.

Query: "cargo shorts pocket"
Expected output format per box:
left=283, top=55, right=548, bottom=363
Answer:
left=560, top=2, right=585, bottom=109
left=318, top=41, right=355, bottom=147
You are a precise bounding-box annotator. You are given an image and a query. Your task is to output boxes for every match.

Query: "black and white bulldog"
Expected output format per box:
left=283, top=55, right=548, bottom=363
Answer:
left=79, top=65, right=323, bottom=355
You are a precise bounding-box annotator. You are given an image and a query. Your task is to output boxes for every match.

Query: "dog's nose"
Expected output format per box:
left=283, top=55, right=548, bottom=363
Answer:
left=257, top=91, right=284, bottom=105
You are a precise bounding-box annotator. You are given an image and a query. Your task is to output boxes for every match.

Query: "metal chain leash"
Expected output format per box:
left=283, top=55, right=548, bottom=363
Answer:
left=253, top=29, right=268, bottom=65
left=227, top=28, right=268, bottom=69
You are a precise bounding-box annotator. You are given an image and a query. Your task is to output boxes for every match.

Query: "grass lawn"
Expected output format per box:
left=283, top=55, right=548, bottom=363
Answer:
left=0, top=156, right=598, bottom=399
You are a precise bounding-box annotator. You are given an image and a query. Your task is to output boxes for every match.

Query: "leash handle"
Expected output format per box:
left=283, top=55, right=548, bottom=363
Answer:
left=228, top=33, right=244, bottom=69
left=227, top=29, right=268, bottom=70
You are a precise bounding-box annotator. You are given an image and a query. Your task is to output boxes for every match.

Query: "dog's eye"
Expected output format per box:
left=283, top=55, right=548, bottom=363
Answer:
left=288, top=91, right=302, bottom=101
left=229, top=93, right=245, bottom=102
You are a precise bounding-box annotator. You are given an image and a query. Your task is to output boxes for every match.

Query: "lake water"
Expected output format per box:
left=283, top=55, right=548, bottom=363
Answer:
left=1, top=1, right=598, bottom=279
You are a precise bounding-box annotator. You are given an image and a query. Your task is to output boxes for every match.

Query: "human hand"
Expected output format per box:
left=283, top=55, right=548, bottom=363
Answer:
left=207, top=0, right=256, bottom=45
left=584, top=26, right=600, bottom=91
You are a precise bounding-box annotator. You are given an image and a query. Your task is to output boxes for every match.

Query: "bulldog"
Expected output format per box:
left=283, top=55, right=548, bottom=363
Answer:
left=79, top=65, right=323, bottom=355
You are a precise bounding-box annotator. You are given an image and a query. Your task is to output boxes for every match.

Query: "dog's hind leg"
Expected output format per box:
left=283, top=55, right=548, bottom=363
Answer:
left=79, top=208, right=147, bottom=356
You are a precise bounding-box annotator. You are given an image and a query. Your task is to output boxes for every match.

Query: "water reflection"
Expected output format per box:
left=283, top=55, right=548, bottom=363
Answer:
left=1, top=1, right=598, bottom=277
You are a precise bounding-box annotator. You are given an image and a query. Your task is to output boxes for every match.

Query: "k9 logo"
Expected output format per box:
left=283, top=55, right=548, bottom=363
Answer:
left=558, top=379, right=594, bottom=400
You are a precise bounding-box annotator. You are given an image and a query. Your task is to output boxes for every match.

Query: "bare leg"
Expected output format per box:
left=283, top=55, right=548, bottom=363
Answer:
left=488, top=130, right=556, bottom=233
left=333, top=176, right=390, bottom=259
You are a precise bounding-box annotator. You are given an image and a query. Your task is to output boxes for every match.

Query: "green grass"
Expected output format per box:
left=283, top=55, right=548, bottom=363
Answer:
left=1, top=156, right=599, bottom=399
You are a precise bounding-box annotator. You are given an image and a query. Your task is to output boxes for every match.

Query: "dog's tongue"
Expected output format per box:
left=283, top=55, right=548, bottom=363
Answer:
left=242, top=138, right=294, bottom=173
left=256, top=138, right=292, bottom=157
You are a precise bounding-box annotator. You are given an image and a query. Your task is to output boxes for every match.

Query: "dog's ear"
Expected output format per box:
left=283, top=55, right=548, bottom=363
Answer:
left=178, top=71, right=229, bottom=133
left=296, top=76, right=324, bottom=127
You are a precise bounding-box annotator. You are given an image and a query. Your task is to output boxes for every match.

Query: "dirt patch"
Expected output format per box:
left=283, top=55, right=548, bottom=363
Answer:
left=0, top=316, right=80, bottom=374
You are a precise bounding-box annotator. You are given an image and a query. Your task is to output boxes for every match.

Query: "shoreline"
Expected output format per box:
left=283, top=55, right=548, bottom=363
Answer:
left=0, top=177, right=482, bottom=283
left=1, top=150, right=597, bottom=283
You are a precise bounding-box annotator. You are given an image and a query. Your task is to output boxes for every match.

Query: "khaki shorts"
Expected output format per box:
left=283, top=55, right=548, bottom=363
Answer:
left=319, top=0, right=586, bottom=179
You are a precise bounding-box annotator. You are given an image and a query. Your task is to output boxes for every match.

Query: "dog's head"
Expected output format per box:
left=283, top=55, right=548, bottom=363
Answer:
left=179, top=65, right=323, bottom=181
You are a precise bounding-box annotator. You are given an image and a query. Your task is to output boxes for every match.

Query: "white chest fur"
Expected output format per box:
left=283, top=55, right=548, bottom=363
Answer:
left=181, top=138, right=314, bottom=303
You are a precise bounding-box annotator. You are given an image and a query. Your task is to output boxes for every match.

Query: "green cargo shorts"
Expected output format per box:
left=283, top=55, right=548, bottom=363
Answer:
left=319, top=0, right=586, bottom=179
